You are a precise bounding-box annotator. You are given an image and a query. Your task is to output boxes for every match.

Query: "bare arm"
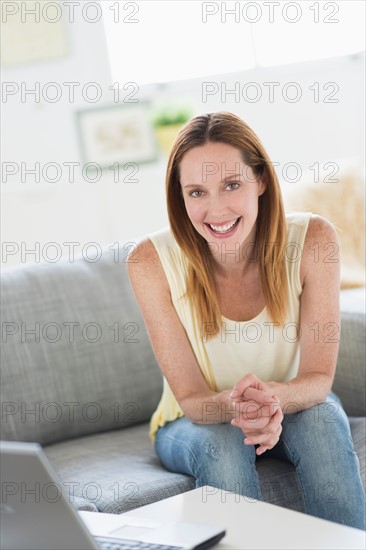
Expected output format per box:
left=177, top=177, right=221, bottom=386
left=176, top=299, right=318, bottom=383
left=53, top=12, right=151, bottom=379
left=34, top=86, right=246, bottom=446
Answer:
left=231, top=214, right=341, bottom=413
left=267, top=214, right=341, bottom=410
left=127, top=238, right=235, bottom=424
left=229, top=215, right=341, bottom=454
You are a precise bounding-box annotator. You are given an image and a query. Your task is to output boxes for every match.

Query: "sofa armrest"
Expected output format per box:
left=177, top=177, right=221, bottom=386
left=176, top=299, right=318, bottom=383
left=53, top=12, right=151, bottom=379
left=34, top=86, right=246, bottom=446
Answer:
left=332, top=289, right=366, bottom=417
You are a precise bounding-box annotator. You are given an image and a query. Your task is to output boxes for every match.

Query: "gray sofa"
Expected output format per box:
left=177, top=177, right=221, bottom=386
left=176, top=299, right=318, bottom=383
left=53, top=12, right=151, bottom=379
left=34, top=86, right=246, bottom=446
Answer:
left=1, top=243, right=365, bottom=515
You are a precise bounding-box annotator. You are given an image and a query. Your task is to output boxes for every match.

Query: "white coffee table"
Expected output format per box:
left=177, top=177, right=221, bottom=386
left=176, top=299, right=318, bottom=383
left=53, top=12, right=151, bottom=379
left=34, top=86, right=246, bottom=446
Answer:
left=80, top=486, right=365, bottom=549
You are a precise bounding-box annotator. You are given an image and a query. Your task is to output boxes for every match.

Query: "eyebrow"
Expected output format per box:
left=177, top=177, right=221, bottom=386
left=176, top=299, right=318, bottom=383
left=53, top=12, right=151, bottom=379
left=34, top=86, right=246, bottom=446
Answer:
left=183, top=174, right=243, bottom=189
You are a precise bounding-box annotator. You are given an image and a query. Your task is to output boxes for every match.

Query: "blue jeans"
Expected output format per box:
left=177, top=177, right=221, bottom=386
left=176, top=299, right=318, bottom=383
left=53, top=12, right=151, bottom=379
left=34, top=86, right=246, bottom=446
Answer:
left=155, top=392, right=365, bottom=530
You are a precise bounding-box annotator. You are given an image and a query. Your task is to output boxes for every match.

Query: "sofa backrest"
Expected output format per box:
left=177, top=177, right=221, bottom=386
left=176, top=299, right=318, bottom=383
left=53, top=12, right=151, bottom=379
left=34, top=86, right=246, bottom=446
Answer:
left=333, top=287, right=365, bottom=417
left=1, top=250, right=365, bottom=446
left=1, top=244, right=163, bottom=445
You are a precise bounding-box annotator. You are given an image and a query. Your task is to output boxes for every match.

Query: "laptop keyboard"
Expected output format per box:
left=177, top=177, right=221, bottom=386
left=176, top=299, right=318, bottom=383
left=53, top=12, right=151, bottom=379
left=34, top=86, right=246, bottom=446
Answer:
left=95, top=536, right=181, bottom=550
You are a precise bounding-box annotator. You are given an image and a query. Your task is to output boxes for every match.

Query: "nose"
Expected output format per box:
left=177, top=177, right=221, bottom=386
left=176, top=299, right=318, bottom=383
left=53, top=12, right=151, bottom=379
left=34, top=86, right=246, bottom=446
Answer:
left=207, top=192, right=231, bottom=221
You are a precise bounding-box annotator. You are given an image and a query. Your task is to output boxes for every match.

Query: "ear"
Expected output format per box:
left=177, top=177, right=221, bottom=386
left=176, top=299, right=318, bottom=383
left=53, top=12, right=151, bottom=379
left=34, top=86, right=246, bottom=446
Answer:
left=258, top=175, right=267, bottom=197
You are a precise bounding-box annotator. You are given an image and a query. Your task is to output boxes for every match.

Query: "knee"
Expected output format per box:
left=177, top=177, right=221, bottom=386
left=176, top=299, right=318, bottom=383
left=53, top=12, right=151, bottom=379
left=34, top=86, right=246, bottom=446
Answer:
left=189, top=424, right=260, bottom=497
left=282, top=399, right=354, bottom=458
left=188, top=422, right=246, bottom=458
left=187, top=422, right=257, bottom=473
left=156, top=418, right=261, bottom=498
left=156, top=417, right=247, bottom=465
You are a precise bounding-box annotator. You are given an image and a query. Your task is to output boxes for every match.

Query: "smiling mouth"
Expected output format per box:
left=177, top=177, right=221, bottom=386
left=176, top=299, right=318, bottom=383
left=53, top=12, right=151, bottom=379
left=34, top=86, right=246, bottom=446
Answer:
left=205, top=217, right=241, bottom=234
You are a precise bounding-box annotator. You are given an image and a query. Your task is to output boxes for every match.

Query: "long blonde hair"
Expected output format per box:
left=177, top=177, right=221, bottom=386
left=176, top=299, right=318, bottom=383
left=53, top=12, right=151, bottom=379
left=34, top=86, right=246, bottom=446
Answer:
left=166, top=112, right=288, bottom=340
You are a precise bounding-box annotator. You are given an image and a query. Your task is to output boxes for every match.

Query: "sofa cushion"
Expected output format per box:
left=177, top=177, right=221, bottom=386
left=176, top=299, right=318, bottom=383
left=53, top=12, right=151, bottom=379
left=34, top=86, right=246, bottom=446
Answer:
left=71, top=497, right=99, bottom=512
left=333, top=288, right=366, bottom=416
left=349, top=417, right=366, bottom=488
left=44, top=423, right=195, bottom=513
left=1, top=245, right=163, bottom=445
left=44, top=417, right=365, bottom=514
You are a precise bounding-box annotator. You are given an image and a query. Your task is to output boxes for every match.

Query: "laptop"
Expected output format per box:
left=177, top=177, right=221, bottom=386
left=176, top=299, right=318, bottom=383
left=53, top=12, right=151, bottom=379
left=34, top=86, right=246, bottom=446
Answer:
left=0, top=441, right=226, bottom=550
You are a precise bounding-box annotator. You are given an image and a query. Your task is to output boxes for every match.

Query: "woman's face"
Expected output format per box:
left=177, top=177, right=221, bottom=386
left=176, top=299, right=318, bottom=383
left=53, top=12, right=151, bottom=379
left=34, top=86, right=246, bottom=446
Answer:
left=179, top=141, right=266, bottom=251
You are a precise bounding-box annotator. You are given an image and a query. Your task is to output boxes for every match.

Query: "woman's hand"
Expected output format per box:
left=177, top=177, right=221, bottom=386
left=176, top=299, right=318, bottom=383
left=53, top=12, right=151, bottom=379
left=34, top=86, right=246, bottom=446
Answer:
left=230, top=374, right=283, bottom=455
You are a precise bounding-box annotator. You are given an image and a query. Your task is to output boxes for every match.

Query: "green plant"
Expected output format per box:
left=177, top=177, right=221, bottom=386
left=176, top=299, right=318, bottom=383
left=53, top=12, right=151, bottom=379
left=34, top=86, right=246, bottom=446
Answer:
left=153, top=106, right=192, bottom=127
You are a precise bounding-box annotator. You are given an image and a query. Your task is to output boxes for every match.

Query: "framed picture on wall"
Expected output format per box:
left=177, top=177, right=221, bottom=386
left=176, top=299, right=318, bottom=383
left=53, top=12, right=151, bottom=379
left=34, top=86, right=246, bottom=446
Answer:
left=1, top=10, right=70, bottom=66
left=76, top=102, right=159, bottom=169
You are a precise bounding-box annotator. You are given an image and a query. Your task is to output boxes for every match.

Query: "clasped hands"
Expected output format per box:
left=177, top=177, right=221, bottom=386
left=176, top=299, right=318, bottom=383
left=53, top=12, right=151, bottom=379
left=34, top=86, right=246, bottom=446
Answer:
left=229, top=374, right=283, bottom=456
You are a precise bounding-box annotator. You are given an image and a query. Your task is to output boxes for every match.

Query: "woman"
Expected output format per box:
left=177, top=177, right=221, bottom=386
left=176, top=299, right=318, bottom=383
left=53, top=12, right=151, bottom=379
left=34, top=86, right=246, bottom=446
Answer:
left=128, top=112, right=365, bottom=529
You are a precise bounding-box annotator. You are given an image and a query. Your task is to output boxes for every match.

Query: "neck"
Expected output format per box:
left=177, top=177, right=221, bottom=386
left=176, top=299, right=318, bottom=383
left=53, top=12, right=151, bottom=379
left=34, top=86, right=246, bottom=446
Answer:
left=210, top=249, right=259, bottom=279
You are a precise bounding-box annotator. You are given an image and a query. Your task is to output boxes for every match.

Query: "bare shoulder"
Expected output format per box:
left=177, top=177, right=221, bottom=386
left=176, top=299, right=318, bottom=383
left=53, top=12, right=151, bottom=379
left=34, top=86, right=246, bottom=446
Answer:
left=127, top=237, right=159, bottom=268
left=305, top=214, right=338, bottom=243
left=127, top=237, right=170, bottom=295
left=300, top=214, right=340, bottom=285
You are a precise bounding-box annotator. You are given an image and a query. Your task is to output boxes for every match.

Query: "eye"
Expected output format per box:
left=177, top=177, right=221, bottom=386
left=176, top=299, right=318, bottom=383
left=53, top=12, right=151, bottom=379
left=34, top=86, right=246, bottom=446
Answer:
left=226, top=182, right=240, bottom=190
left=189, top=190, right=204, bottom=197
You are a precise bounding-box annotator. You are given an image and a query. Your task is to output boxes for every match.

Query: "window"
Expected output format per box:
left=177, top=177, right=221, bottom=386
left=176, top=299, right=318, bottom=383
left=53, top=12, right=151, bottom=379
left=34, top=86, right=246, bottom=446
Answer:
left=101, top=1, right=365, bottom=86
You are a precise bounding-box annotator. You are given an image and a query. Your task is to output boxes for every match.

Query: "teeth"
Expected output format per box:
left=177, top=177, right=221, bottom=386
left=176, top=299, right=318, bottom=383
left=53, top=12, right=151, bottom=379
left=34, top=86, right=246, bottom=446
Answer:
left=209, top=218, right=239, bottom=233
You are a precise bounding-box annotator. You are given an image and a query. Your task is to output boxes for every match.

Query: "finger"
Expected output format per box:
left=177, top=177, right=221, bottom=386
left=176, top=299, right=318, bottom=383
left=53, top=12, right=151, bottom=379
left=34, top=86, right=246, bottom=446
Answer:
left=243, top=414, right=283, bottom=443
left=233, top=415, right=267, bottom=432
left=235, top=387, right=276, bottom=406
left=231, top=399, right=255, bottom=418
left=244, top=423, right=282, bottom=447
left=268, top=404, right=284, bottom=425
left=252, top=401, right=282, bottom=423
left=271, top=395, right=282, bottom=414
left=232, top=416, right=270, bottom=433
left=254, top=408, right=283, bottom=434
left=234, top=399, right=278, bottom=421
left=230, top=373, right=264, bottom=399
left=256, top=425, right=282, bottom=455
left=230, top=415, right=270, bottom=437
left=237, top=399, right=262, bottom=420
left=256, top=445, right=270, bottom=456
left=232, top=402, right=265, bottom=424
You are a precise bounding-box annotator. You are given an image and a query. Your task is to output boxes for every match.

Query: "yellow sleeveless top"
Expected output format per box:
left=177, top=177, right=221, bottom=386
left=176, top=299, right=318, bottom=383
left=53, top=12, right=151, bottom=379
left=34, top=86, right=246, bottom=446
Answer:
left=147, top=212, right=312, bottom=442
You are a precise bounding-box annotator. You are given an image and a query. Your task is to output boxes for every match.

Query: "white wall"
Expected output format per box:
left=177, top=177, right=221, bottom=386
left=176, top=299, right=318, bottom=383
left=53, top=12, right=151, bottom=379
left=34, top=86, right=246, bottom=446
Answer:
left=1, top=5, right=364, bottom=270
